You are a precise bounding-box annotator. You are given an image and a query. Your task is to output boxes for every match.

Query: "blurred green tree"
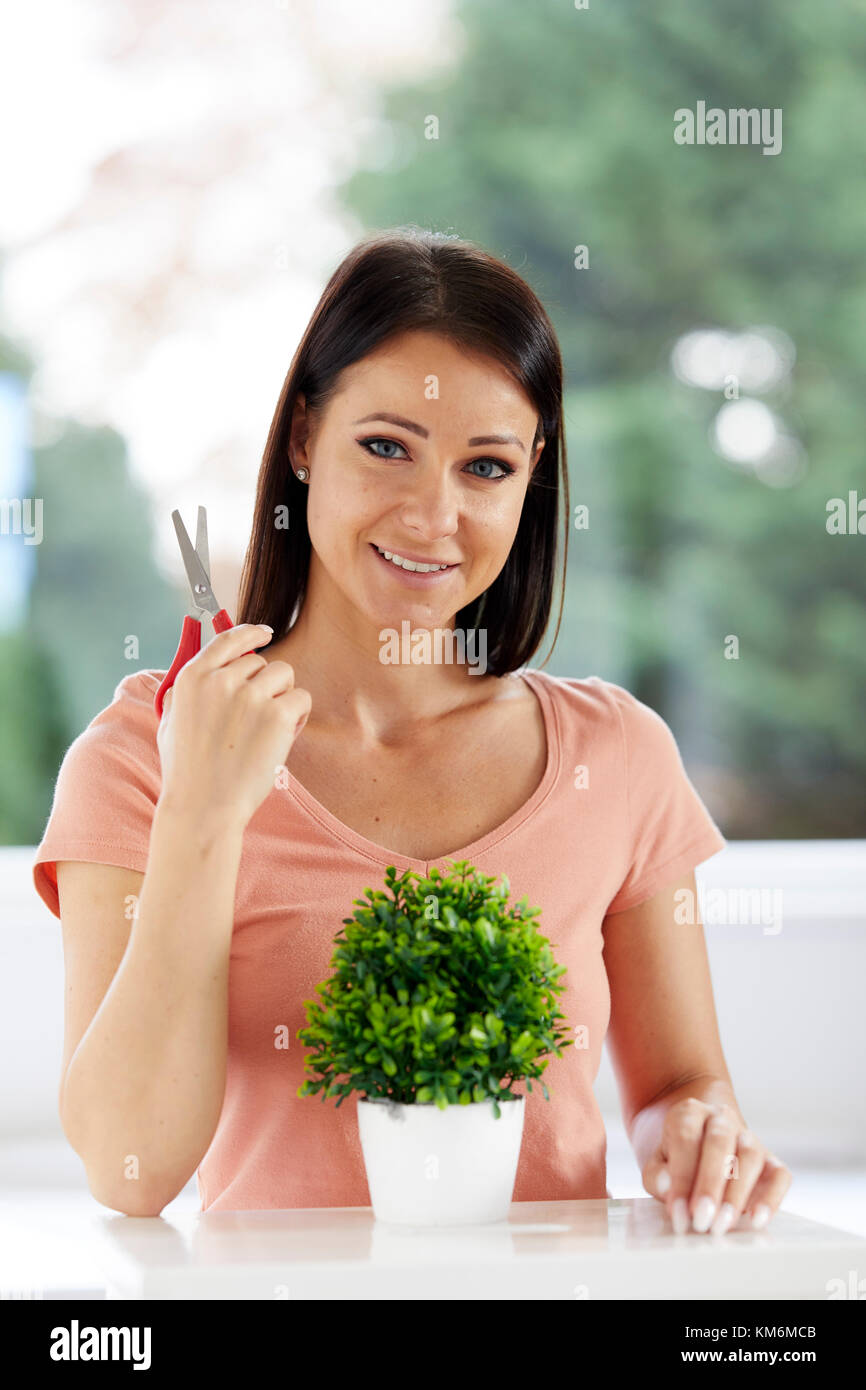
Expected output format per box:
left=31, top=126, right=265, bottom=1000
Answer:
left=339, top=0, right=866, bottom=836
left=29, top=421, right=179, bottom=738
left=0, top=345, right=179, bottom=842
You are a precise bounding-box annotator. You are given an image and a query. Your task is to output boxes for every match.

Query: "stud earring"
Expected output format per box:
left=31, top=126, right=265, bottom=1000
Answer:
left=295, top=467, right=309, bottom=482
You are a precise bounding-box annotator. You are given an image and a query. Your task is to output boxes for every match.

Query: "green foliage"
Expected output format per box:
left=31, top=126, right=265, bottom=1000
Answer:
left=297, top=860, right=573, bottom=1118
left=0, top=412, right=183, bottom=842
left=30, top=421, right=182, bottom=737
left=0, top=629, right=68, bottom=841
left=339, top=0, right=866, bottom=836
left=5, top=2, right=865, bottom=843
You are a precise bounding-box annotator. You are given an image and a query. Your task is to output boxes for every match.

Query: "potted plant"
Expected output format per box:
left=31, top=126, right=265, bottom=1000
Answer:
left=297, top=859, right=573, bottom=1226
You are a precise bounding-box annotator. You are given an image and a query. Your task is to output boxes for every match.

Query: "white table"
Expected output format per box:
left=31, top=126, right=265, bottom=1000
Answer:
left=92, top=1198, right=866, bottom=1300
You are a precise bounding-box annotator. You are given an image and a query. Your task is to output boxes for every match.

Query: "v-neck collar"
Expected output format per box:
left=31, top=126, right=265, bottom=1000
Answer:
left=281, top=667, right=560, bottom=874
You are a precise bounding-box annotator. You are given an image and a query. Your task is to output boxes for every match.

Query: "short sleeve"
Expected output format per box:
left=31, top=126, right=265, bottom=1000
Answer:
left=604, top=682, right=727, bottom=914
left=32, top=670, right=165, bottom=919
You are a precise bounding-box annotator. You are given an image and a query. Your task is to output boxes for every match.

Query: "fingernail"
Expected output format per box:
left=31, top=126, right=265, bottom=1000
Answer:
left=260, top=624, right=273, bottom=632
left=693, top=1196, right=716, bottom=1232
left=711, top=1202, right=736, bottom=1236
left=656, top=1169, right=671, bottom=1196
left=750, top=1203, right=771, bottom=1230
left=671, top=1197, right=690, bottom=1234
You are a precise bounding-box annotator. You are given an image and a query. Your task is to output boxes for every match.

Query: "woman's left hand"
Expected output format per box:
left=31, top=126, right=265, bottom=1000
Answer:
left=642, top=1097, right=793, bottom=1235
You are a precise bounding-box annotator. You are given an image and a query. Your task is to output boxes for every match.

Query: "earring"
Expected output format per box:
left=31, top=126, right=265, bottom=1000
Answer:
left=295, top=467, right=309, bottom=482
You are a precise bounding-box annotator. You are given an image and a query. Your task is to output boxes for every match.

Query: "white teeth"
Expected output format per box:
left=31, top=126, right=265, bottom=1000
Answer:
left=375, top=545, right=449, bottom=573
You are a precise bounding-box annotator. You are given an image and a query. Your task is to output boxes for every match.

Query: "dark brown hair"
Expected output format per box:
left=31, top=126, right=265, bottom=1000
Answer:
left=236, top=225, right=569, bottom=675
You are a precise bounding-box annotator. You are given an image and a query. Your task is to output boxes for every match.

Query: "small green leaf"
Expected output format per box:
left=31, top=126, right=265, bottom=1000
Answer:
left=296, top=859, right=565, bottom=1113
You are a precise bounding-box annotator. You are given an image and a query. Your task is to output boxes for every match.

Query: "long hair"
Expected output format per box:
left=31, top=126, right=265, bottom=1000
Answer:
left=236, top=225, right=569, bottom=676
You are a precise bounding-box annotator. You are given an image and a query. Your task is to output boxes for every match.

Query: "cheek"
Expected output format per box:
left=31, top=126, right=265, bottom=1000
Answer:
left=476, top=495, right=524, bottom=556
left=306, top=479, right=377, bottom=566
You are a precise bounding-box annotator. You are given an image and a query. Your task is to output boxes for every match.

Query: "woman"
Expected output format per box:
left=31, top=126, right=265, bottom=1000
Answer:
left=33, top=226, right=791, bottom=1234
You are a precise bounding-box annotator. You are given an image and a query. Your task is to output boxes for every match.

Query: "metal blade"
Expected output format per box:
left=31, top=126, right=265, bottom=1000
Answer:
left=194, top=505, right=209, bottom=586
left=172, top=509, right=218, bottom=616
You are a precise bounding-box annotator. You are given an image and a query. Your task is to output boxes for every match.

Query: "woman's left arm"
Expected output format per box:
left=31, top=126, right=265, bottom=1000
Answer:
left=602, top=869, right=793, bottom=1235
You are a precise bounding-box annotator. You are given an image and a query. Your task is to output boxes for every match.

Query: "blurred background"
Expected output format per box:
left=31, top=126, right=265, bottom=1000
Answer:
left=1, top=0, right=864, bottom=1295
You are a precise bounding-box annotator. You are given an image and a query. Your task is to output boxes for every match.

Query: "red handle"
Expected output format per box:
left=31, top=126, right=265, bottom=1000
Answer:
left=154, top=609, right=241, bottom=721
left=154, top=615, right=201, bottom=720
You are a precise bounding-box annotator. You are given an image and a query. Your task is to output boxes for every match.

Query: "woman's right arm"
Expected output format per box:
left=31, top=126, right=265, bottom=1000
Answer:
left=56, top=623, right=311, bottom=1217
left=57, top=806, right=244, bottom=1216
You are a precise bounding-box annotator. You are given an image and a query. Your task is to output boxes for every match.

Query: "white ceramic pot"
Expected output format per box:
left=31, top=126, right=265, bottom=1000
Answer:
left=357, top=1095, right=525, bottom=1226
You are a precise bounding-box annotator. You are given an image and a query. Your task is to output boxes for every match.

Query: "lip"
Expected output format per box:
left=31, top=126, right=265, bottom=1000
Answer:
left=371, top=543, right=461, bottom=566
left=369, top=542, right=460, bottom=586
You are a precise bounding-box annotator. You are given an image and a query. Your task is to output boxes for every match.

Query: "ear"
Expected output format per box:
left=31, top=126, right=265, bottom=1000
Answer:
left=529, top=435, right=546, bottom=476
left=289, top=392, right=312, bottom=471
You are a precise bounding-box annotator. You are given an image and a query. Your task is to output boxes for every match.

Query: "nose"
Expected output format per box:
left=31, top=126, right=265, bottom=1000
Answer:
left=396, top=463, right=460, bottom=541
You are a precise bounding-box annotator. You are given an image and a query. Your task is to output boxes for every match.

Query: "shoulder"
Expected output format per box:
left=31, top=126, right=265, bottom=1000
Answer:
left=522, top=669, right=681, bottom=764
left=522, top=669, right=666, bottom=732
left=86, top=669, right=165, bottom=737
left=33, top=672, right=167, bottom=916
left=59, top=669, right=166, bottom=778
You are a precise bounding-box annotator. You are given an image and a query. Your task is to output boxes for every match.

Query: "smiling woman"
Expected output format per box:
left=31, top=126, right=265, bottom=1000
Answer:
left=30, top=226, right=776, bottom=1236
left=236, top=225, right=568, bottom=672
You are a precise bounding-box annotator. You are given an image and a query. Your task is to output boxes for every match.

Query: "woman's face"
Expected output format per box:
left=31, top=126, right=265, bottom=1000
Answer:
left=292, top=329, right=546, bottom=636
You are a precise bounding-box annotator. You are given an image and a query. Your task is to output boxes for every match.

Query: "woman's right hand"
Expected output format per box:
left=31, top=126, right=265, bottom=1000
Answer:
left=155, top=623, right=312, bottom=831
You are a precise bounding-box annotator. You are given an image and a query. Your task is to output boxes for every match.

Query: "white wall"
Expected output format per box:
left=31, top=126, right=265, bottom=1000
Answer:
left=2, top=842, right=864, bottom=1164
left=596, top=841, right=866, bottom=1162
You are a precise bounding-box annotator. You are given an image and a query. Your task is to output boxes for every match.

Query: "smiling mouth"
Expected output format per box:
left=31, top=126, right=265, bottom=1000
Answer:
left=370, top=543, right=459, bottom=574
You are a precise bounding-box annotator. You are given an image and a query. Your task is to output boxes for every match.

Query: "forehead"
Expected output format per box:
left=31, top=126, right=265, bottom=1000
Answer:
left=331, top=330, right=537, bottom=423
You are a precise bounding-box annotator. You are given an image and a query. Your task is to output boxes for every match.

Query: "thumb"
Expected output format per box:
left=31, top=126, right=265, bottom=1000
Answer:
left=643, top=1147, right=672, bottom=1202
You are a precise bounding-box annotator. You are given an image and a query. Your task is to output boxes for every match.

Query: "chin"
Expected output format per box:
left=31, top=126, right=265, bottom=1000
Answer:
left=367, top=599, right=458, bottom=632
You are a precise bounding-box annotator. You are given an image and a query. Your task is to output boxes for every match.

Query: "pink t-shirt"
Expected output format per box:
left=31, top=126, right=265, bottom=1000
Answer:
left=32, top=666, right=726, bottom=1212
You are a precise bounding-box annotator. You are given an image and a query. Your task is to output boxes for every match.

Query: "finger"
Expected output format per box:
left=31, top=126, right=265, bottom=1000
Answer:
left=642, top=1149, right=672, bottom=1202
left=709, top=1128, right=767, bottom=1235
left=743, top=1154, right=793, bottom=1230
left=197, top=623, right=274, bottom=671
left=212, top=651, right=270, bottom=690
left=276, top=685, right=312, bottom=731
left=156, top=685, right=174, bottom=732
left=688, top=1103, right=742, bottom=1232
left=247, top=660, right=298, bottom=697
left=664, top=1098, right=710, bottom=1233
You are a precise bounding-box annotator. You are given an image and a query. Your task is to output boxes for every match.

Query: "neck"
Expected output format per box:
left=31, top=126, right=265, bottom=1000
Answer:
left=267, top=596, right=499, bottom=744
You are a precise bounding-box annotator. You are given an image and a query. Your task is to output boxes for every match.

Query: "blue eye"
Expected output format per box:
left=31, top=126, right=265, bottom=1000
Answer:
left=466, top=458, right=515, bottom=481
left=358, top=437, right=515, bottom=480
left=359, top=437, right=407, bottom=460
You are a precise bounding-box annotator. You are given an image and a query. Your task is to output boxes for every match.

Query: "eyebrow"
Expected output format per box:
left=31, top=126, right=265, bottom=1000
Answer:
left=352, top=412, right=527, bottom=454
